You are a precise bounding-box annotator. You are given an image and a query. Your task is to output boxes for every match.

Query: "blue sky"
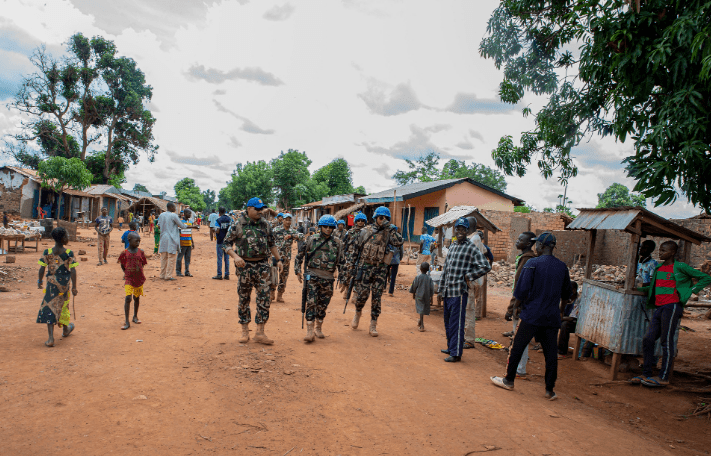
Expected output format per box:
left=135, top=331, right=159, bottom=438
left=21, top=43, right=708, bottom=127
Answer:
left=0, top=0, right=703, bottom=219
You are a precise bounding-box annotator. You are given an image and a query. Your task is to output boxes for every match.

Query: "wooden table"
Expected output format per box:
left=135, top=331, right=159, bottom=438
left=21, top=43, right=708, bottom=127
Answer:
left=22, top=235, right=41, bottom=252
left=0, top=235, right=24, bottom=255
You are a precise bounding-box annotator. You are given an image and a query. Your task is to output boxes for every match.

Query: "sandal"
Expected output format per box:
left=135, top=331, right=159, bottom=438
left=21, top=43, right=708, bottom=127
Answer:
left=62, top=323, right=74, bottom=337
left=628, top=376, right=646, bottom=385
left=132, top=316, right=141, bottom=324
left=463, top=341, right=476, bottom=349
left=641, top=376, right=669, bottom=387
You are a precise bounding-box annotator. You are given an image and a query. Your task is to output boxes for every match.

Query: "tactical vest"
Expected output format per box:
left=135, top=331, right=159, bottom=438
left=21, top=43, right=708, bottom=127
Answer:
left=232, top=215, right=271, bottom=258
left=360, top=227, right=392, bottom=265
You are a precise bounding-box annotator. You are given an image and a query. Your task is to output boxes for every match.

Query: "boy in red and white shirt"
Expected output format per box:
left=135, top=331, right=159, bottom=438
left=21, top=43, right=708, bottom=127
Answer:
left=118, top=232, right=148, bottom=330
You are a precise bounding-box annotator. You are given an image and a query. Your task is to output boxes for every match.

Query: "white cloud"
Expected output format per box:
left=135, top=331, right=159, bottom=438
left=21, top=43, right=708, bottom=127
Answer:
left=263, top=3, right=295, bottom=21
left=357, top=79, right=423, bottom=116
left=186, top=64, right=284, bottom=86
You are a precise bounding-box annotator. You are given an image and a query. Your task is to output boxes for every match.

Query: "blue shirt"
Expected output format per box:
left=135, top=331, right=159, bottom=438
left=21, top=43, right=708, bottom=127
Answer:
left=215, top=215, right=232, bottom=244
left=208, top=212, right=218, bottom=227
left=121, top=230, right=135, bottom=250
left=420, top=234, right=435, bottom=255
left=514, top=255, right=572, bottom=328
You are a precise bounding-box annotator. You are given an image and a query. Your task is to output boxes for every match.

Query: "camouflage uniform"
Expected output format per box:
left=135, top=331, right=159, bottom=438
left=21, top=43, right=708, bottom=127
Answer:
left=222, top=213, right=275, bottom=324
left=273, top=226, right=304, bottom=293
left=334, top=228, right=348, bottom=243
left=339, top=225, right=364, bottom=285
left=348, top=225, right=403, bottom=320
left=295, top=232, right=343, bottom=322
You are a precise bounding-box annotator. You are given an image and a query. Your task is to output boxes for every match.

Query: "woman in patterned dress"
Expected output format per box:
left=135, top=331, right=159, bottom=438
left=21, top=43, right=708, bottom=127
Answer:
left=37, top=227, right=79, bottom=347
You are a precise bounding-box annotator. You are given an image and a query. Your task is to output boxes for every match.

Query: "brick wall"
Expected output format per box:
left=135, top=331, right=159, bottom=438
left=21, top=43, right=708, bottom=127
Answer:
left=0, top=181, right=23, bottom=215
left=480, top=210, right=568, bottom=261
left=672, top=218, right=711, bottom=267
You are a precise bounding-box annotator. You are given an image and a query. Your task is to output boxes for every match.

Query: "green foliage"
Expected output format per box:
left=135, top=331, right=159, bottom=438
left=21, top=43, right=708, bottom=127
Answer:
left=221, top=161, right=274, bottom=210
left=174, top=178, right=205, bottom=211
left=312, top=158, right=356, bottom=196
left=597, top=183, right=647, bottom=208
left=3, top=33, right=157, bottom=185
left=513, top=205, right=533, bottom=213
left=393, top=152, right=508, bottom=191
left=84, top=151, right=127, bottom=187
left=393, top=151, right=441, bottom=185
left=480, top=0, right=711, bottom=212
left=354, top=185, right=367, bottom=195
left=271, top=150, right=312, bottom=209
left=202, top=189, right=216, bottom=213
left=37, top=157, right=93, bottom=193
left=133, top=183, right=150, bottom=194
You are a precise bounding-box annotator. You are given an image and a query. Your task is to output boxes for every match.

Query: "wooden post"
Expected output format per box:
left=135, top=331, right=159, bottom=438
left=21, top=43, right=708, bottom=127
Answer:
left=585, top=229, right=597, bottom=279
left=610, top=352, right=622, bottom=380
left=573, top=335, right=582, bottom=361
left=625, top=220, right=642, bottom=291
left=437, top=226, right=444, bottom=262
left=681, top=240, right=692, bottom=263
left=479, top=228, right=488, bottom=318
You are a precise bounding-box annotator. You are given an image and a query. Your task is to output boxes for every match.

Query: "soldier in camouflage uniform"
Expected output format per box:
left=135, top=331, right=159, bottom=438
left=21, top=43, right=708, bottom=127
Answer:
left=222, top=197, right=283, bottom=345
left=272, top=213, right=303, bottom=302
left=345, top=206, right=403, bottom=337
left=271, top=212, right=284, bottom=229
left=338, top=212, right=368, bottom=290
left=295, top=215, right=343, bottom=342
left=335, top=219, right=347, bottom=243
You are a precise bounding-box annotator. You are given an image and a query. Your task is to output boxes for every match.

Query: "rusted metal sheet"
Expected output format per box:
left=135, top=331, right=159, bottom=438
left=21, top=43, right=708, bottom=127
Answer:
left=424, top=205, right=500, bottom=233
left=567, top=210, right=638, bottom=231
left=576, top=280, right=678, bottom=355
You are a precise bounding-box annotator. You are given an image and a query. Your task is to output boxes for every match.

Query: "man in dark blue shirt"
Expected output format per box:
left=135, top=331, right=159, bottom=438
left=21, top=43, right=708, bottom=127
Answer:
left=212, top=207, right=233, bottom=280
left=491, top=232, right=572, bottom=400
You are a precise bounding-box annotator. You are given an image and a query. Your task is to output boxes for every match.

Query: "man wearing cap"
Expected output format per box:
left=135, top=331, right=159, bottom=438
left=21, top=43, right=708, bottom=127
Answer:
left=335, top=220, right=347, bottom=243
left=491, top=232, right=573, bottom=400
left=272, top=213, right=284, bottom=229
left=222, top=197, right=283, bottom=345
left=439, top=217, right=492, bottom=362
left=272, top=213, right=304, bottom=302
left=346, top=207, right=403, bottom=337
left=338, top=212, right=367, bottom=293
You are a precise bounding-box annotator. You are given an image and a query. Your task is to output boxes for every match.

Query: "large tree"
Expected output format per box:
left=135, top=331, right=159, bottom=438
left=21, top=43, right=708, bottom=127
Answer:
left=312, top=158, right=355, bottom=196
left=174, top=178, right=205, bottom=211
left=202, top=189, right=216, bottom=213
left=480, top=0, right=711, bottom=212
left=3, top=33, right=157, bottom=184
left=271, top=149, right=312, bottom=209
left=392, top=152, right=508, bottom=191
left=221, top=161, right=274, bottom=210
left=133, top=183, right=150, bottom=194
left=392, top=151, right=441, bottom=186
left=597, top=182, right=647, bottom=208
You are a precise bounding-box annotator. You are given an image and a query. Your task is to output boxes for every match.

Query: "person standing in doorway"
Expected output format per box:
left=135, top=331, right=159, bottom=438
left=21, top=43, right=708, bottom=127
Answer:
left=157, top=202, right=186, bottom=281
left=94, top=207, right=113, bottom=266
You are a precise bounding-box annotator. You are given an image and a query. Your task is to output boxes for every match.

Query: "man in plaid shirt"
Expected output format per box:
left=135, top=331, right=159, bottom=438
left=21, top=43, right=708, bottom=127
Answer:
left=440, top=217, right=492, bottom=362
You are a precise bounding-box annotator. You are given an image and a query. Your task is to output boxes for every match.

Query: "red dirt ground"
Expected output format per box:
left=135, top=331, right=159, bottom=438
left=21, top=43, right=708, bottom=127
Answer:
left=1, top=227, right=710, bottom=455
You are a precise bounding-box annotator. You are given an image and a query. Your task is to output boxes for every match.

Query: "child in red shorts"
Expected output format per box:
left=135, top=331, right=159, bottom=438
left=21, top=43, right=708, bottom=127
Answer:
left=118, top=232, right=148, bottom=330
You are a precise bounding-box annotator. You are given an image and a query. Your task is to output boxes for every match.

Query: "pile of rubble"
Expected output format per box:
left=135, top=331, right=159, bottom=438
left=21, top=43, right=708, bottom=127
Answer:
left=0, top=265, right=32, bottom=291
left=486, top=260, right=628, bottom=289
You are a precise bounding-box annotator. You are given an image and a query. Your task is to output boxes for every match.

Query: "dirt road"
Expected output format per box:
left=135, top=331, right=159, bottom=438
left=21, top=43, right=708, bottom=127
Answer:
left=1, top=227, right=710, bottom=455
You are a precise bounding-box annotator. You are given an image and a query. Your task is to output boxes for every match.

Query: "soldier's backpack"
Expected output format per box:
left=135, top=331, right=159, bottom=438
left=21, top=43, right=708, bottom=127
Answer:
left=360, top=227, right=393, bottom=265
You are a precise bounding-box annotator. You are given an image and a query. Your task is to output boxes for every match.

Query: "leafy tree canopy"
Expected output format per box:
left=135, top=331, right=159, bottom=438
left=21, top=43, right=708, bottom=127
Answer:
left=392, top=151, right=508, bottom=191
left=480, top=0, right=711, bottom=212
left=174, top=177, right=205, bottom=212
left=597, top=182, right=647, bottom=208
left=312, top=158, right=355, bottom=196
left=271, top=150, right=312, bottom=209
left=354, top=185, right=367, bottom=195
left=221, top=161, right=274, bottom=210
left=84, top=151, right=127, bottom=188
left=133, top=183, right=150, bottom=194
left=202, top=189, right=216, bottom=213
left=37, top=156, right=93, bottom=218
left=3, top=33, right=157, bottom=185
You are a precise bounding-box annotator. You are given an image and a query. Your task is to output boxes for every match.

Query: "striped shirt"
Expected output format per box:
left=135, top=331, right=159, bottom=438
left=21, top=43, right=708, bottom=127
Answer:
left=180, top=221, right=193, bottom=247
left=654, top=264, right=679, bottom=306
left=440, top=238, right=492, bottom=297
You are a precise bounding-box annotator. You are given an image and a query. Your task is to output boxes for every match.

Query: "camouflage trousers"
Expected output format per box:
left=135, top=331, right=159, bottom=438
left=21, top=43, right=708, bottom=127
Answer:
left=305, top=275, right=335, bottom=321
left=237, top=260, right=272, bottom=325
left=354, top=263, right=388, bottom=320
left=277, top=260, right=291, bottom=293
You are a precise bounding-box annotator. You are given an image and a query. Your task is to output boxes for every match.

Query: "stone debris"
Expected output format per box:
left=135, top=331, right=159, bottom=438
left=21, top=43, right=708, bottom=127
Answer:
left=486, top=260, right=628, bottom=288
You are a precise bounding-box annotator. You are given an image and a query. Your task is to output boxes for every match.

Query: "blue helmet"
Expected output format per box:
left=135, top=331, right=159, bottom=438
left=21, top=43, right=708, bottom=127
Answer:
left=454, top=217, right=470, bottom=229
left=337, top=219, right=346, bottom=226
left=283, top=213, right=292, bottom=219
left=318, top=215, right=337, bottom=227
left=354, top=212, right=367, bottom=222
left=374, top=206, right=391, bottom=220
left=277, top=212, right=284, bottom=218
left=247, top=197, right=267, bottom=209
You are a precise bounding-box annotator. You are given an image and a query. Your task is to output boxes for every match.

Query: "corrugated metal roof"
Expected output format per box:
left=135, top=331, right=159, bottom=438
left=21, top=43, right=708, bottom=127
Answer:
left=62, top=189, right=94, bottom=197
left=87, top=184, right=117, bottom=195
left=567, top=206, right=711, bottom=243
left=363, top=178, right=524, bottom=205
left=424, top=205, right=500, bottom=233
left=322, top=194, right=357, bottom=205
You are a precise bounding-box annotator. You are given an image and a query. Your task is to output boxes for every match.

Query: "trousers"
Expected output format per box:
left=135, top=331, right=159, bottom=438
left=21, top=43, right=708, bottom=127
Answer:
left=443, top=294, right=467, bottom=357
left=512, top=317, right=529, bottom=375
left=305, top=275, right=334, bottom=321
left=216, top=242, right=230, bottom=277
left=277, top=260, right=291, bottom=293
left=643, top=302, right=682, bottom=380
left=176, top=245, right=192, bottom=274
left=387, top=264, right=399, bottom=294
left=558, top=319, right=577, bottom=355
left=464, top=282, right=478, bottom=343
left=160, top=252, right=177, bottom=279
left=237, top=260, right=271, bottom=324
left=354, top=263, right=388, bottom=320
left=97, top=233, right=110, bottom=260
left=506, top=319, right=558, bottom=392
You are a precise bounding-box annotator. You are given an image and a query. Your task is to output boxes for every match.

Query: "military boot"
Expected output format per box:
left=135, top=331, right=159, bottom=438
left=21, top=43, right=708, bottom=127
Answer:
left=369, top=319, right=379, bottom=337
left=351, top=311, right=362, bottom=329
left=270, top=289, right=276, bottom=301
left=314, top=319, right=325, bottom=339
left=238, top=324, right=250, bottom=344
left=304, top=321, right=315, bottom=342
left=277, top=291, right=285, bottom=302
left=254, top=323, right=274, bottom=345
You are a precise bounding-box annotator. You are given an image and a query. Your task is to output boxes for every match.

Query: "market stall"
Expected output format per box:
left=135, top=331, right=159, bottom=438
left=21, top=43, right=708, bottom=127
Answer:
left=424, top=206, right=500, bottom=316
left=566, top=207, right=711, bottom=380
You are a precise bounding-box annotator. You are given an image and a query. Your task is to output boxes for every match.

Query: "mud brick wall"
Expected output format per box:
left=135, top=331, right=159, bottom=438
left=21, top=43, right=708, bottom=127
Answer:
left=0, top=182, right=23, bottom=215
left=672, top=218, right=711, bottom=268
left=57, top=220, right=78, bottom=241
left=479, top=210, right=568, bottom=262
